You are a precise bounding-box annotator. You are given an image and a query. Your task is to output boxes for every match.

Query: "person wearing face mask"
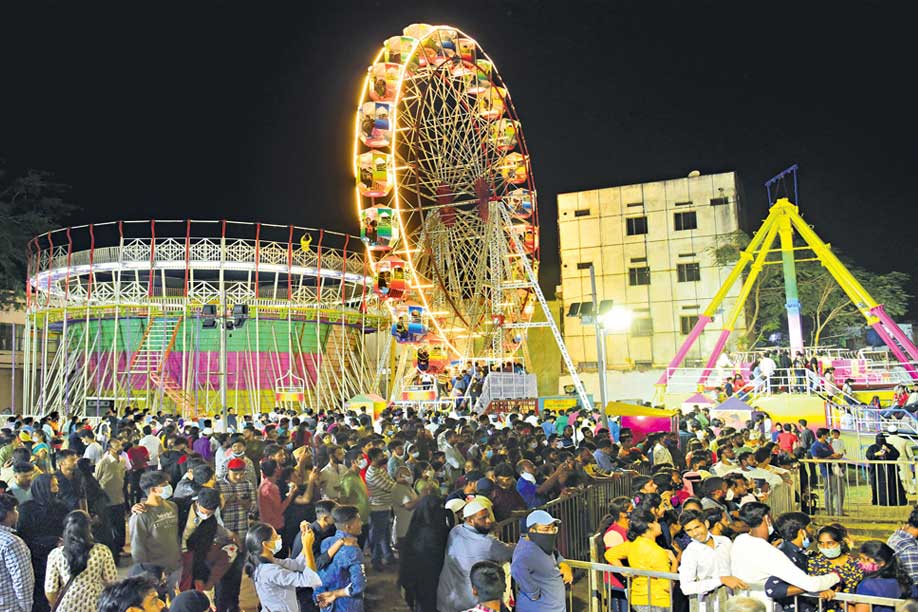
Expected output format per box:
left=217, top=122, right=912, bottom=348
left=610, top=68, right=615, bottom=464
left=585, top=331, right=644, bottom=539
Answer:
left=338, top=450, right=371, bottom=549
left=765, top=512, right=831, bottom=612
left=807, top=524, right=863, bottom=607
left=244, top=519, right=323, bottom=612
left=730, top=503, right=839, bottom=607
left=437, top=499, right=514, bottom=612
left=852, top=541, right=910, bottom=612
left=216, top=435, right=257, bottom=490
left=128, top=470, right=181, bottom=594
left=515, top=459, right=563, bottom=508
left=178, top=487, right=237, bottom=593
left=511, top=510, right=573, bottom=612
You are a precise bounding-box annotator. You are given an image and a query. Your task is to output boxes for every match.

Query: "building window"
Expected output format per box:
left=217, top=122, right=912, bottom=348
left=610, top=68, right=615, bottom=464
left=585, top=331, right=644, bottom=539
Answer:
left=710, top=196, right=729, bottom=206
left=628, top=267, right=651, bottom=286
left=680, top=315, right=699, bottom=335
left=674, top=201, right=693, bottom=207
left=631, top=318, right=653, bottom=337
left=677, top=262, right=701, bottom=282
left=574, top=209, right=591, bottom=217
left=674, top=211, right=697, bottom=231
left=626, top=216, right=648, bottom=235
left=576, top=262, right=592, bottom=270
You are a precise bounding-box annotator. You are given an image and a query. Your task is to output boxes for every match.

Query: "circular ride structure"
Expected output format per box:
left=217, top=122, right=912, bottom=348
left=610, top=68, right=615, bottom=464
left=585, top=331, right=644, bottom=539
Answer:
left=354, top=24, right=540, bottom=367
left=22, top=220, right=387, bottom=417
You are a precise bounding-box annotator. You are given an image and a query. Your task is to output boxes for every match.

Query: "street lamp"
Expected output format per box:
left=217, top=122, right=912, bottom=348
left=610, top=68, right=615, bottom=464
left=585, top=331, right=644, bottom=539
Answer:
left=202, top=303, right=248, bottom=422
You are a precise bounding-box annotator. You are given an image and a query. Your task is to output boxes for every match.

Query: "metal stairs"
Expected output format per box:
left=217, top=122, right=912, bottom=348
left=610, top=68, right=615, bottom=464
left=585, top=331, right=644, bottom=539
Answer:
left=128, top=315, right=198, bottom=416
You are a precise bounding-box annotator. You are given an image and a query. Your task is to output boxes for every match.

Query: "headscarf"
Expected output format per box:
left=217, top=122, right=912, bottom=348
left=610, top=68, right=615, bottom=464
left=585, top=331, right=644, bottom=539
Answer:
left=31, top=442, right=50, bottom=455
left=169, top=590, right=211, bottom=612
left=29, top=473, right=57, bottom=506
left=875, top=433, right=887, bottom=446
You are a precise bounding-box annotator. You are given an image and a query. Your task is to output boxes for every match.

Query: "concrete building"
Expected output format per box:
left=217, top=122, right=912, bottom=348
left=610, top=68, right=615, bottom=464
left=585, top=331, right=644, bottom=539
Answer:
left=0, top=306, right=25, bottom=413
left=557, top=170, right=746, bottom=400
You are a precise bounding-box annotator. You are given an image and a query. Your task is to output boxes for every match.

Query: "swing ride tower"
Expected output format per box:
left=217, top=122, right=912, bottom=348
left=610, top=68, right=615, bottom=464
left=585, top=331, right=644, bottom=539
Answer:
left=22, top=219, right=387, bottom=417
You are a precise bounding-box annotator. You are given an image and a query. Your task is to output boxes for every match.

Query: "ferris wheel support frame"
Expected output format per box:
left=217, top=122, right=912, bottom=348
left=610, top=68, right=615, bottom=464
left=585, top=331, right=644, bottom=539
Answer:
left=497, top=204, right=591, bottom=411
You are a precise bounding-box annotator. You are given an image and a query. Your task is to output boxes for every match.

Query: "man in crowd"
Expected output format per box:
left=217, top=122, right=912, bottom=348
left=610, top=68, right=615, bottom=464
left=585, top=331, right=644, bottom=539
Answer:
left=0, top=494, right=33, bottom=612
left=730, top=502, right=839, bottom=606
left=437, top=498, right=514, bottom=612
left=511, top=510, right=572, bottom=612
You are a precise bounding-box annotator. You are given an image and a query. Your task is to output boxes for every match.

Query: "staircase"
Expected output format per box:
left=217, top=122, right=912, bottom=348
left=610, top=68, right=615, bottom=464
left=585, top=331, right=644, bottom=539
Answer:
left=128, top=315, right=198, bottom=416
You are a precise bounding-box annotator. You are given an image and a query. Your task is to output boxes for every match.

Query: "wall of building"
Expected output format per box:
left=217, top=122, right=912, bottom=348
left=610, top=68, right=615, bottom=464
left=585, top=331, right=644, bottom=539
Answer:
left=558, top=171, right=747, bottom=372
left=0, top=307, right=26, bottom=413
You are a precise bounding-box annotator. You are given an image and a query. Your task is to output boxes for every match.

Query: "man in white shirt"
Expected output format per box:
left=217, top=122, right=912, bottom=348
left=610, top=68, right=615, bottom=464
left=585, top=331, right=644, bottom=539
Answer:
left=712, top=446, right=740, bottom=477
left=679, top=509, right=746, bottom=606
left=730, top=502, right=839, bottom=605
left=885, top=425, right=916, bottom=495
left=81, top=429, right=104, bottom=465
left=138, top=425, right=163, bottom=466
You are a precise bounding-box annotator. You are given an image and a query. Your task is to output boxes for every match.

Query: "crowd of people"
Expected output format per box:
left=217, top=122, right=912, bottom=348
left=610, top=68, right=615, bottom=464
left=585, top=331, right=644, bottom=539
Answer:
left=0, top=402, right=914, bottom=612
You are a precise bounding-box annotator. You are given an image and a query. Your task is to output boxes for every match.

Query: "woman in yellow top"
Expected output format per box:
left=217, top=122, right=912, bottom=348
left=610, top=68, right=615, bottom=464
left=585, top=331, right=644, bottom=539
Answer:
left=604, top=510, right=678, bottom=612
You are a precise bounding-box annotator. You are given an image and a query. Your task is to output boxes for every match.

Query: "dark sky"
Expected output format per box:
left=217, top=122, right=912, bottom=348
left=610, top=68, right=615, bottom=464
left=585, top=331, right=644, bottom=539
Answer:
left=3, top=1, right=917, bottom=307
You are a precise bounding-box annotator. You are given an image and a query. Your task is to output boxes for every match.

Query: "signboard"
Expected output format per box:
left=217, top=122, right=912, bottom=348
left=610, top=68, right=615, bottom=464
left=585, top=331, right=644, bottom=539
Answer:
left=538, top=394, right=593, bottom=414
left=275, top=390, right=305, bottom=403
left=85, top=398, right=115, bottom=417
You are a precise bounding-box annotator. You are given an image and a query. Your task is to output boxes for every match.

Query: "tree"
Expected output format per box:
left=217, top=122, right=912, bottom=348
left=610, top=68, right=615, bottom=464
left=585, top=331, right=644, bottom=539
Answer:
left=707, top=229, right=911, bottom=348
left=0, top=163, right=75, bottom=307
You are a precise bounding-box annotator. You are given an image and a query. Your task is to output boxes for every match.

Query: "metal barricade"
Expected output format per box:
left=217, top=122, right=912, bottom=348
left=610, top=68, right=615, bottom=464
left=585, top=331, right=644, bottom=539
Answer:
left=564, top=558, right=906, bottom=612
left=799, top=458, right=915, bottom=519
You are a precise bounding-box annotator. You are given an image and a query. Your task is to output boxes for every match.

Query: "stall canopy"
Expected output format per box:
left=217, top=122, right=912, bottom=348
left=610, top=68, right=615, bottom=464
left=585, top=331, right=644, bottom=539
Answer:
left=604, top=402, right=678, bottom=442
left=346, top=393, right=388, bottom=419
left=710, top=395, right=755, bottom=430
left=681, top=392, right=715, bottom=412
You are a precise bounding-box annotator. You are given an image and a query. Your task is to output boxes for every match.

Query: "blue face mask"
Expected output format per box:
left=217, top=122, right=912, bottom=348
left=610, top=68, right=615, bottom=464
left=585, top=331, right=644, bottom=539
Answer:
left=485, top=450, right=494, bottom=459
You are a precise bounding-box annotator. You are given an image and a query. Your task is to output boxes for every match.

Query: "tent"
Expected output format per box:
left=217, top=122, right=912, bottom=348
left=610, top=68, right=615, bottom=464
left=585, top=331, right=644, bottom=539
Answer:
left=345, top=393, right=388, bottom=420
left=604, top=402, right=679, bottom=442
left=681, top=392, right=715, bottom=414
left=710, top=395, right=755, bottom=430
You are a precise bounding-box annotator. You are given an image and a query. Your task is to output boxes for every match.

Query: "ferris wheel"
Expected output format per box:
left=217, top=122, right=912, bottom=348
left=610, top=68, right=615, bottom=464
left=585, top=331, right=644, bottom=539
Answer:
left=354, top=24, right=540, bottom=361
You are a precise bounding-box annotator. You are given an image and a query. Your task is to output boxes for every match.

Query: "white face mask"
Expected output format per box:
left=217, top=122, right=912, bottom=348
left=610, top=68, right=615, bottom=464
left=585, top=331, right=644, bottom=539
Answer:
left=158, top=484, right=173, bottom=499
left=271, top=538, right=282, bottom=553
left=520, top=472, right=536, bottom=484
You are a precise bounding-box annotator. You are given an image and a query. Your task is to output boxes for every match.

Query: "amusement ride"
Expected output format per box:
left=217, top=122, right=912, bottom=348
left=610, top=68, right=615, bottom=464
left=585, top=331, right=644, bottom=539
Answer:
left=352, top=24, right=588, bottom=410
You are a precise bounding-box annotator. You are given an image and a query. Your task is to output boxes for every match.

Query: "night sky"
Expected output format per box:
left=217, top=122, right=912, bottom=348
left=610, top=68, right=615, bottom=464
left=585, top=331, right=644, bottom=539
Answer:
left=3, top=1, right=916, bottom=308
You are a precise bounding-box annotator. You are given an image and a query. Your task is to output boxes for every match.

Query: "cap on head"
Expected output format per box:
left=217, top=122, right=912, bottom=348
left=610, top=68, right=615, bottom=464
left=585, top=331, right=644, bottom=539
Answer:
left=227, top=458, right=246, bottom=471
left=476, top=477, right=494, bottom=495
left=462, top=499, right=488, bottom=519
left=445, top=498, right=467, bottom=514
left=525, top=509, right=561, bottom=529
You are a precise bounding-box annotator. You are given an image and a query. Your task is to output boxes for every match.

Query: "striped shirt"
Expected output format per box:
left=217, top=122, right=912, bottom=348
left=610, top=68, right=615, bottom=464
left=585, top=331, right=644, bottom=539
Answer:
left=365, top=464, right=395, bottom=511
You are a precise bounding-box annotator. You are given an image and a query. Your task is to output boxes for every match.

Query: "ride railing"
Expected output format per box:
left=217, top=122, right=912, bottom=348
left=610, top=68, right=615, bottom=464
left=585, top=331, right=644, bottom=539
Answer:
left=472, top=373, right=538, bottom=413
left=826, top=402, right=918, bottom=436
left=798, top=458, right=917, bottom=519
left=567, top=556, right=905, bottom=612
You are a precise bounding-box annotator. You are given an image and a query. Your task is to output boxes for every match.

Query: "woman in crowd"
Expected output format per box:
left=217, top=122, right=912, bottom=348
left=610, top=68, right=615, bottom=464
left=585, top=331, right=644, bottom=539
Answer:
left=45, top=509, right=118, bottom=612
left=18, top=473, right=69, bottom=612
left=807, top=524, right=863, bottom=608
left=244, top=521, right=323, bottom=611
left=854, top=541, right=911, bottom=612
left=866, top=434, right=908, bottom=506
left=598, top=496, right=633, bottom=612
left=399, top=494, right=450, bottom=612
left=605, top=509, right=678, bottom=612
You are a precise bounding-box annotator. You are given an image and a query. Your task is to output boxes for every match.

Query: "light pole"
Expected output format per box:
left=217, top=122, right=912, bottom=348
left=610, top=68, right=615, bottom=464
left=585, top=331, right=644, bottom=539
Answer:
left=588, top=264, right=610, bottom=431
